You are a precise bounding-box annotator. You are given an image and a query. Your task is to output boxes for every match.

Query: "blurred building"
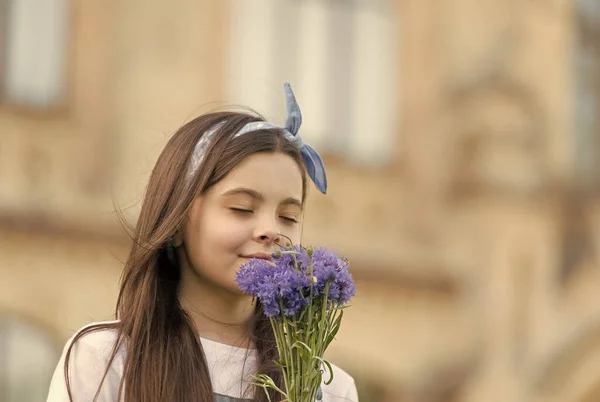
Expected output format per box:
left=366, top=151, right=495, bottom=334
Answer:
left=2, top=0, right=600, bottom=401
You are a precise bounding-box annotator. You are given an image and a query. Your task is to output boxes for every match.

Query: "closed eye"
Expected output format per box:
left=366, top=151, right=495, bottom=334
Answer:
left=230, top=208, right=253, bottom=214
left=280, top=216, right=299, bottom=224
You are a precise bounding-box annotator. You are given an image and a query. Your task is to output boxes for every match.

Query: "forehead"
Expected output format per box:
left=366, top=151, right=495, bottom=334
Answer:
left=210, top=152, right=304, bottom=200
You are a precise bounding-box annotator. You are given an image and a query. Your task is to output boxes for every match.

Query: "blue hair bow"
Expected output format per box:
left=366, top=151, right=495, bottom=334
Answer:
left=234, top=82, right=328, bottom=194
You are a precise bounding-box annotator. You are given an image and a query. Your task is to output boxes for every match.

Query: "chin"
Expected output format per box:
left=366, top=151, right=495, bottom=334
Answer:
left=228, top=285, right=251, bottom=297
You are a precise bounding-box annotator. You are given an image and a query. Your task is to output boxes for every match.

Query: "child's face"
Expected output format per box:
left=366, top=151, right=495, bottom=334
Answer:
left=181, top=152, right=304, bottom=295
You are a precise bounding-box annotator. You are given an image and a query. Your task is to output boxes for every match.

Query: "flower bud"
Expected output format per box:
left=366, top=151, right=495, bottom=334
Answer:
left=306, top=246, right=314, bottom=258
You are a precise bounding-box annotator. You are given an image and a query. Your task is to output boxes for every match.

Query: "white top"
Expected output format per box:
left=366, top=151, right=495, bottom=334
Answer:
left=47, top=321, right=358, bottom=402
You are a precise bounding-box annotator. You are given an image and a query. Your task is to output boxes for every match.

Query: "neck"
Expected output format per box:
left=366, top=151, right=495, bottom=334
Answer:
left=178, top=265, right=256, bottom=348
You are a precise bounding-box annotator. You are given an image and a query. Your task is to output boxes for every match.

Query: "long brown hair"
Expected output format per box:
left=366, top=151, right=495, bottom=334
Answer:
left=64, top=111, right=308, bottom=401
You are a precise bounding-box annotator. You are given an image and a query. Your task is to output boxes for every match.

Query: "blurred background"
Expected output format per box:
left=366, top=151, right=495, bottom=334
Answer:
left=1, top=0, right=600, bottom=401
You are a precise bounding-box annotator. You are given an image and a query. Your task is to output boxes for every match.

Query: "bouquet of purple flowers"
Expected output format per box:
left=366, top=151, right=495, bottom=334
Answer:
left=236, top=244, right=356, bottom=402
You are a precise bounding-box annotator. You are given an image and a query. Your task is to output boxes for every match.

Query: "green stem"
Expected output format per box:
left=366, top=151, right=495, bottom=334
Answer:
left=307, top=256, right=315, bottom=351
left=271, top=319, right=290, bottom=398
left=279, top=301, right=298, bottom=400
left=315, top=282, right=332, bottom=358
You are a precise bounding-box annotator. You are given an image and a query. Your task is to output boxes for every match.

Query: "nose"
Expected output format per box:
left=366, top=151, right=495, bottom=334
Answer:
left=252, top=214, right=280, bottom=245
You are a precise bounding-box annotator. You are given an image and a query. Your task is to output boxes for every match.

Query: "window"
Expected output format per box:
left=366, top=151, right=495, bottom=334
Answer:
left=0, top=317, right=61, bottom=402
left=227, top=0, right=399, bottom=166
left=559, top=0, right=600, bottom=279
left=0, top=0, right=70, bottom=109
left=574, top=0, right=600, bottom=186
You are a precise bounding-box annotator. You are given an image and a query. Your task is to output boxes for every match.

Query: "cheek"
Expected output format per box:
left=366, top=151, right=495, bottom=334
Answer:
left=201, top=211, right=251, bottom=251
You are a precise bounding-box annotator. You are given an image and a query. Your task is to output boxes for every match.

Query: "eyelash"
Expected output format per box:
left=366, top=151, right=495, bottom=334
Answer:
left=230, top=208, right=298, bottom=224
left=230, top=208, right=252, bottom=214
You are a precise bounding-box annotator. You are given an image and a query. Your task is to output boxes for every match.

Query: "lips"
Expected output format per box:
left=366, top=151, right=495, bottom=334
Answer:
left=241, top=253, right=272, bottom=261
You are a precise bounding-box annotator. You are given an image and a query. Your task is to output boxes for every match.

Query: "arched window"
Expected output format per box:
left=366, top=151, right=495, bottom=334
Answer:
left=574, top=0, right=600, bottom=187
left=227, top=0, right=400, bottom=166
left=0, top=317, right=61, bottom=402
left=0, top=0, right=70, bottom=108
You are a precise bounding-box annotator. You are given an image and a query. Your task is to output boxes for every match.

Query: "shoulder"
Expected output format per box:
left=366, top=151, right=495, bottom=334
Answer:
left=47, top=321, right=125, bottom=402
left=63, top=320, right=125, bottom=370
left=68, top=320, right=122, bottom=355
left=321, top=361, right=359, bottom=402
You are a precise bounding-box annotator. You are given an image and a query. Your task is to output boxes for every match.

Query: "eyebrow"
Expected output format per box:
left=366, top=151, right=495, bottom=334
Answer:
left=221, top=187, right=303, bottom=208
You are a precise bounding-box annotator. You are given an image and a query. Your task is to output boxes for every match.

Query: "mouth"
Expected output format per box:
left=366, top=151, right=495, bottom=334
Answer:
left=241, top=253, right=273, bottom=261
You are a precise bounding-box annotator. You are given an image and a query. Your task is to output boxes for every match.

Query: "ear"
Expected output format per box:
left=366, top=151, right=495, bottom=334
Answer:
left=173, top=197, right=198, bottom=248
left=172, top=230, right=184, bottom=248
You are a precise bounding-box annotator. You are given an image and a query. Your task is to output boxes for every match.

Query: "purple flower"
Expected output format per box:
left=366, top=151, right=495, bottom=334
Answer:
left=282, top=292, right=306, bottom=316
left=235, top=258, right=273, bottom=295
left=235, top=245, right=356, bottom=318
left=309, top=248, right=356, bottom=305
left=236, top=256, right=308, bottom=318
left=261, top=296, right=281, bottom=317
left=335, top=270, right=356, bottom=305
left=272, top=245, right=310, bottom=271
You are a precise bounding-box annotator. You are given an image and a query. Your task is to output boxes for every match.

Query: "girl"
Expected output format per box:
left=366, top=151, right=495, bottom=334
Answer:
left=46, top=83, right=359, bottom=402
